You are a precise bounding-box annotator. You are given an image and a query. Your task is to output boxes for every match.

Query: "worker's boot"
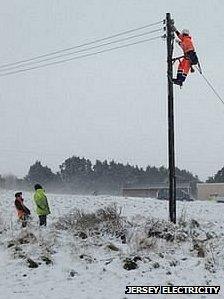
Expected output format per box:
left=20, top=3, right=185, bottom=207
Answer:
left=173, top=72, right=186, bottom=87
left=172, top=78, right=183, bottom=87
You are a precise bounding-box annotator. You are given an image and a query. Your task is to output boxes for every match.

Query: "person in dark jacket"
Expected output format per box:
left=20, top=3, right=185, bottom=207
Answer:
left=33, top=184, right=51, bottom=226
left=14, top=192, right=31, bottom=228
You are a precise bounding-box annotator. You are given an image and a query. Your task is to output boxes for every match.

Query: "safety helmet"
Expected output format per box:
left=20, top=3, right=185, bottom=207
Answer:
left=181, top=29, right=190, bottom=35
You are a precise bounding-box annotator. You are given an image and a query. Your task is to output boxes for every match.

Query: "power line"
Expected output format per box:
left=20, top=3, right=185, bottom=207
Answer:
left=0, top=28, right=163, bottom=72
left=0, top=20, right=164, bottom=70
left=0, top=35, right=163, bottom=77
left=196, top=66, right=224, bottom=106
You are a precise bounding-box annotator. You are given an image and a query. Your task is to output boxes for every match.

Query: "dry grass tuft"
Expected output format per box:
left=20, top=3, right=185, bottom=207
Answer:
left=54, top=204, right=126, bottom=237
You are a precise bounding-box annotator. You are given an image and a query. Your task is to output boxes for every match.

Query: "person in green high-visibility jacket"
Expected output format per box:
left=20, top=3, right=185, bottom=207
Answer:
left=33, top=184, right=51, bottom=226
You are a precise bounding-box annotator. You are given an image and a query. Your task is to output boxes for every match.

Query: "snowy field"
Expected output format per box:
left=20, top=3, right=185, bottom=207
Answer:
left=1, top=189, right=224, bottom=299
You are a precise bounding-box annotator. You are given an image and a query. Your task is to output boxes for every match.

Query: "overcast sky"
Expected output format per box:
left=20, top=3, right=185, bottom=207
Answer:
left=0, top=0, right=223, bottom=181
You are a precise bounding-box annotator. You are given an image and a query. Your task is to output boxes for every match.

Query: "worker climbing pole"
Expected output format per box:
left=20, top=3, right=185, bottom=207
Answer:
left=166, top=12, right=224, bottom=223
left=172, top=25, right=199, bottom=87
left=169, top=14, right=203, bottom=88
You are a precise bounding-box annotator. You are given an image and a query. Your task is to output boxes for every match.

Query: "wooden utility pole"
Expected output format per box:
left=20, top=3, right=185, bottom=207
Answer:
left=166, top=13, right=176, bottom=223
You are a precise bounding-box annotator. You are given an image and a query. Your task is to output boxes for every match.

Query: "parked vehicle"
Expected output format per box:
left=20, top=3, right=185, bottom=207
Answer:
left=157, top=189, right=194, bottom=201
left=216, top=197, right=224, bottom=203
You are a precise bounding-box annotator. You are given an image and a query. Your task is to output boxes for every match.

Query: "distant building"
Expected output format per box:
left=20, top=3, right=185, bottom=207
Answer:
left=122, top=182, right=192, bottom=200
left=122, top=187, right=158, bottom=198
left=197, top=183, right=224, bottom=201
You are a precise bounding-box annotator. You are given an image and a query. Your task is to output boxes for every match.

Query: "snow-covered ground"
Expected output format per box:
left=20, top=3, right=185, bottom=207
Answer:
left=1, top=190, right=224, bottom=299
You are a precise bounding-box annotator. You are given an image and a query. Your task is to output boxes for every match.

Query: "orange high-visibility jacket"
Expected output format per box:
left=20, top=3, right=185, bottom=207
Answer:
left=177, top=33, right=195, bottom=54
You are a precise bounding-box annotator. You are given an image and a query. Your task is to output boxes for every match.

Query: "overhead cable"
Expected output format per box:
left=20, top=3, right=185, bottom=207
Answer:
left=0, top=28, right=163, bottom=72
left=0, top=35, right=163, bottom=77
left=196, top=66, right=224, bottom=106
left=0, top=20, right=163, bottom=70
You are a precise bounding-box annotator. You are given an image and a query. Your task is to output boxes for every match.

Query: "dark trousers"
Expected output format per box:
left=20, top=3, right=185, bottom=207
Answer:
left=186, top=50, right=198, bottom=65
left=21, top=214, right=29, bottom=228
left=39, top=215, right=47, bottom=226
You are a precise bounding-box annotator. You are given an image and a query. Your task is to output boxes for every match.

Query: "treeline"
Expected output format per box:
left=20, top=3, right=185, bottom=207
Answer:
left=206, top=166, right=224, bottom=183
left=0, top=156, right=201, bottom=195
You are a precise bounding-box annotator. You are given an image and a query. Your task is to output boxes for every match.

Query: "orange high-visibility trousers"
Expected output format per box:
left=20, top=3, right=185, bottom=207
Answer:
left=177, top=58, right=191, bottom=82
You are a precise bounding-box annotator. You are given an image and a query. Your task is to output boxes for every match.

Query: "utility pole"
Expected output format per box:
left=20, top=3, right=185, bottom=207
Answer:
left=166, top=13, right=176, bottom=223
